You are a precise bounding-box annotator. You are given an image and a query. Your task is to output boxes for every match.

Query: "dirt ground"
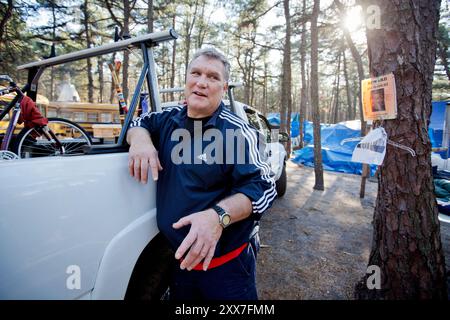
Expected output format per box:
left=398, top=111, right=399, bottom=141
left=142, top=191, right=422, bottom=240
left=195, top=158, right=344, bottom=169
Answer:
left=256, top=161, right=450, bottom=300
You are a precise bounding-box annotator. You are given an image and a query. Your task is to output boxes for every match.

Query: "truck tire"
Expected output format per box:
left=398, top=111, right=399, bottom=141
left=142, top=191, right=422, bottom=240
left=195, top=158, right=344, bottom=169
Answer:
left=125, top=233, right=175, bottom=300
left=276, top=162, right=287, bottom=197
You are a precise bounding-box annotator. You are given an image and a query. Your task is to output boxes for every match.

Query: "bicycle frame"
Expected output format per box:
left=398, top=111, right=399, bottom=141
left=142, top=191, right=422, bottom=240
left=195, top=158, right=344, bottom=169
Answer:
left=16, top=29, right=178, bottom=152
left=0, top=85, right=65, bottom=154
left=0, top=86, right=25, bottom=150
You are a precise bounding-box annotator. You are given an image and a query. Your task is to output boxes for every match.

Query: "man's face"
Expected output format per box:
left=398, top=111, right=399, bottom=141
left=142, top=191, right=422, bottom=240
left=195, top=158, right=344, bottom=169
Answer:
left=374, top=93, right=383, bottom=105
left=185, top=55, right=228, bottom=117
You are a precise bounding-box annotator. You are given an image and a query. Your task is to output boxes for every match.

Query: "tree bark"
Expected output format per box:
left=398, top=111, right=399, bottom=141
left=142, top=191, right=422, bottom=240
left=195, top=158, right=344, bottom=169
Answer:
left=104, top=0, right=133, bottom=103
left=352, top=83, right=357, bottom=120
left=355, top=0, right=447, bottom=299
left=343, top=49, right=353, bottom=120
left=110, top=52, right=116, bottom=104
left=334, top=0, right=367, bottom=133
left=345, top=30, right=366, bottom=132
left=122, top=0, right=131, bottom=103
left=298, top=0, right=308, bottom=148
left=263, top=58, right=268, bottom=115
left=97, top=55, right=104, bottom=103
left=437, top=25, right=450, bottom=81
left=282, top=0, right=292, bottom=156
left=311, top=0, right=324, bottom=191
left=332, top=49, right=342, bottom=123
left=170, top=14, right=177, bottom=101
left=183, top=0, right=199, bottom=78
left=0, top=0, right=13, bottom=44
left=83, top=0, right=94, bottom=103
left=50, top=1, right=56, bottom=101
left=147, top=0, right=153, bottom=33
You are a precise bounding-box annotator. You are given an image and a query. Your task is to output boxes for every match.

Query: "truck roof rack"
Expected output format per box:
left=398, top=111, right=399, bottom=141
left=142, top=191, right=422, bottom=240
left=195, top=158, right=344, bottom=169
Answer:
left=16, top=29, right=178, bottom=153
left=18, top=29, right=178, bottom=70
left=160, top=87, right=184, bottom=93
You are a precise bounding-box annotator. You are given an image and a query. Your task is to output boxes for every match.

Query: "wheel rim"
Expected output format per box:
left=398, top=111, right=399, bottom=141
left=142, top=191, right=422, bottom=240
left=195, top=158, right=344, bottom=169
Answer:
left=17, top=120, right=91, bottom=158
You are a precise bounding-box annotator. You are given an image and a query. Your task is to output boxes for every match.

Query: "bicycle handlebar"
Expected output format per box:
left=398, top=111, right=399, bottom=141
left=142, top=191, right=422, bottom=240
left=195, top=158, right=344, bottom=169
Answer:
left=0, top=84, right=26, bottom=97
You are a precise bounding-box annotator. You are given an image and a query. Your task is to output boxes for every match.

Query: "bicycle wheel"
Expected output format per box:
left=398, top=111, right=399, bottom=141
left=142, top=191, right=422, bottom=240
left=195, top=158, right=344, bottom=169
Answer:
left=12, top=117, right=92, bottom=158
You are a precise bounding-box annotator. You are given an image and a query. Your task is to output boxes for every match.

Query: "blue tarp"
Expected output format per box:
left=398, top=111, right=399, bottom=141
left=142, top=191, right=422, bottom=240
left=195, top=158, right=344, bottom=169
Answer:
left=267, top=112, right=328, bottom=142
left=288, top=101, right=449, bottom=175
left=267, top=112, right=300, bottom=138
left=291, top=120, right=376, bottom=175
left=429, top=101, right=449, bottom=159
left=267, top=101, right=448, bottom=174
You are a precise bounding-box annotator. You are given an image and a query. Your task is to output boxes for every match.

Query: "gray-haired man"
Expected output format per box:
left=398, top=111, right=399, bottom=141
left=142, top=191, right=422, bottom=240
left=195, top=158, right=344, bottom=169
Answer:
left=127, top=47, right=276, bottom=300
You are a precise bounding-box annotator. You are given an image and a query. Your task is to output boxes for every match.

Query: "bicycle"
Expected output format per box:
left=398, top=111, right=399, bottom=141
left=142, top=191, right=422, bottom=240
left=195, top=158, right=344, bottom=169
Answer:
left=0, top=79, right=92, bottom=159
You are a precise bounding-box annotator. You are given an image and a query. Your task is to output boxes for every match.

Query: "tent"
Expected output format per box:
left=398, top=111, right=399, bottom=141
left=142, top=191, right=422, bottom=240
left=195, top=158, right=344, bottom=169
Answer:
left=429, top=100, right=450, bottom=159
left=289, top=101, right=449, bottom=175
left=267, top=112, right=300, bottom=137
left=291, top=120, right=376, bottom=175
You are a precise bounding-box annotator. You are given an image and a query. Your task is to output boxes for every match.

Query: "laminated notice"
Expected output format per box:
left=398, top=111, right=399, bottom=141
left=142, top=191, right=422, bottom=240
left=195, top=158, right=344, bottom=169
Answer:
left=361, top=73, right=397, bottom=121
left=352, top=127, right=387, bottom=165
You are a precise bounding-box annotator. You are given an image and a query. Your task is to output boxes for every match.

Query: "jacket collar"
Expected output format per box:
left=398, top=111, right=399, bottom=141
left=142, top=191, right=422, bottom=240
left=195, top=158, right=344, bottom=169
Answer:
left=171, top=101, right=225, bottom=128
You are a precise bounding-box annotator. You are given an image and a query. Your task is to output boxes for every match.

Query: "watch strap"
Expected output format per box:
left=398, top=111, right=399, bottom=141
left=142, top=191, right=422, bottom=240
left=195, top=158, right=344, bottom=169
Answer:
left=212, top=205, right=230, bottom=228
left=212, top=205, right=226, bottom=216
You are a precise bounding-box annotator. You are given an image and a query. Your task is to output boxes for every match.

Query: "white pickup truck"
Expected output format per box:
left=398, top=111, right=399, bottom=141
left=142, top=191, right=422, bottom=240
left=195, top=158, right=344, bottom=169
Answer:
left=0, top=30, right=287, bottom=300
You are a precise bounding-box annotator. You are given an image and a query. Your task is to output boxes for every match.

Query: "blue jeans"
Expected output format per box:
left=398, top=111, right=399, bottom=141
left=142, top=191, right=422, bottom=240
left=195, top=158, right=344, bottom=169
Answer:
left=169, top=239, right=259, bottom=300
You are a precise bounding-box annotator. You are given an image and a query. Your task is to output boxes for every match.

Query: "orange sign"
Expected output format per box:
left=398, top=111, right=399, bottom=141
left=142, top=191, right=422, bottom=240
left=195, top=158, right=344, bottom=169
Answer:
left=362, top=73, right=397, bottom=121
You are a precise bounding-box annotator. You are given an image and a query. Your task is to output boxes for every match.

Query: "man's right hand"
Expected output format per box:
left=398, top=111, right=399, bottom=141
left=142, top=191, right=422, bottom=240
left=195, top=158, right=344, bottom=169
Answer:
left=127, top=127, right=163, bottom=183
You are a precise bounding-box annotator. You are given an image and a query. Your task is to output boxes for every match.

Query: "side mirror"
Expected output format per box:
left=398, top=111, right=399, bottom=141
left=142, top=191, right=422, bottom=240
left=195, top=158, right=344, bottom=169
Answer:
left=278, top=132, right=289, bottom=143
left=270, top=124, right=280, bottom=130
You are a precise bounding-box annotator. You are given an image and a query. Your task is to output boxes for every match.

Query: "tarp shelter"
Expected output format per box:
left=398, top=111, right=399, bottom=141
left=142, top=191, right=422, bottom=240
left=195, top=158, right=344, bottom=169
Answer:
left=267, top=112, right=300, bottom=137
left=429, top=101, right=450, bottom=159
left=289, top=101, right=449, bottom=175
left=291, top=120, right=377, bottom=175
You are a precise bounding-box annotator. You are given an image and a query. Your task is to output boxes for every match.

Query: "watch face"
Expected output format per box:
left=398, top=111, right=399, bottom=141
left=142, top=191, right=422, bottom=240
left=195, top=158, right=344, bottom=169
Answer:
left=222, top=214, right=231, bottom=226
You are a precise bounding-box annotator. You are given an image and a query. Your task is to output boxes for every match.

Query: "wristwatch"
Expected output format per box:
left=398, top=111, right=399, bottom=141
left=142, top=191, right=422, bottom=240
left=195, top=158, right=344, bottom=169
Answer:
left=212, top=205, right=231, bottom=228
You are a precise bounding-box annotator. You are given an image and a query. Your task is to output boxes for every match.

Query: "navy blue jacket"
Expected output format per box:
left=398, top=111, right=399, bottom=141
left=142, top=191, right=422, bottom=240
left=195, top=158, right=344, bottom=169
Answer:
left=129, top=102, right=276, bottom=257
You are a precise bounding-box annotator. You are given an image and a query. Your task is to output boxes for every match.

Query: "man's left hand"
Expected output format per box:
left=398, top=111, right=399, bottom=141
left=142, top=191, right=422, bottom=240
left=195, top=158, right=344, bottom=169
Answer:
left=173, top=209, right=222, bottom=271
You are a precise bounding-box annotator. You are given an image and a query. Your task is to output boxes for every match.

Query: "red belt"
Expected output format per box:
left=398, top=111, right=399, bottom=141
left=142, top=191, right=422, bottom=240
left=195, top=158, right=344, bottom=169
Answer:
left=183, top=243, right=248, bottom=271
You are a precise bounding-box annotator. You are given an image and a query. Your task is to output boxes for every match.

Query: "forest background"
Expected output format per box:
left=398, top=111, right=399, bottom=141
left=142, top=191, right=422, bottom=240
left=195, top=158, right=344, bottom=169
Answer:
left=0, top=0, right=448, bottom=131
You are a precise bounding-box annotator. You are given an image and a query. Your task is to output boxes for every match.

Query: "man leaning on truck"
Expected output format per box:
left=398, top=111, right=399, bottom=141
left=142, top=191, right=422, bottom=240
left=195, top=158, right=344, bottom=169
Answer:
left=126, top=47, right=276, bottom=300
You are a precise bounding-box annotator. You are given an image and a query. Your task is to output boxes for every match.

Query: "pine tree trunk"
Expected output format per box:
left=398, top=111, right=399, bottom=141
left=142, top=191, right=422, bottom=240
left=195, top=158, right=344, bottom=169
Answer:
left=333, top=50, right=342, bottom=123
left=345, top=30, right=366, bottom=133
left=352, top=84, right=357, bottom=120
left=97, top=56, right=104, bottom=103
left=355, top=0, right=447, bottom=299
left=282, top=0, right=292, bottom=156
left=311, top=0, right=324, bottom=190
left=299, top=0, right=307, bottom=148
left=263, top=60, right=268, bottom=115
left=147, top=0, right=153, bottom=33
left=183, top=1, right=199, bottom=78
left=0, top=0, right=13, bottom=45
left=110, top=52, right=116, bottom=104
left=336, top=0, right=366, bottom=133
left=170, top=14, right=177, bottom=101
left=343, top=50, right=353, bottom=120
left=50, top=3, right=56, bottom=102
left=122, top=0, right=130, bottom=103
left=437, top=34, right=450, bottom=81
left=83, top=0, right=94, bottom=103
